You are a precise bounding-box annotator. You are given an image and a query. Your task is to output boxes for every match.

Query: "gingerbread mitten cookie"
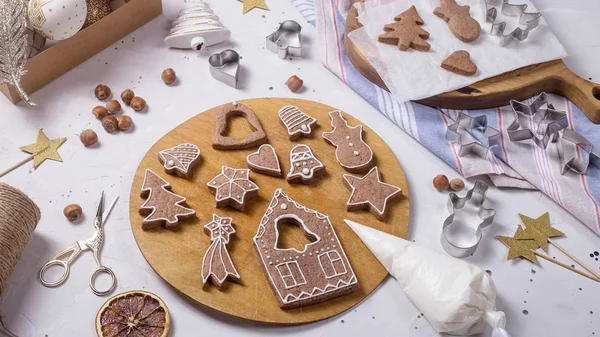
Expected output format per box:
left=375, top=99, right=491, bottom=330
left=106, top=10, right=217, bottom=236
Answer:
left=247, top=144, right=282, bottom=177
left=286, top=144, right=325, bottom=184
left=322, top=110, right=374, bottom=173
left=433, top=0, right=480, bottom=42
left=207, top=166, right=259, bottom=211
left=441, top=50, right=477, bottom=76
left=378, top=5, right=430, bottom=51
left=278, top=105, right=317, bottom=140
left=201, top=214, right=241, bottom=290
left=343, top=166, right=401, bottom=221
left=158, top=143, right=201, bottom=178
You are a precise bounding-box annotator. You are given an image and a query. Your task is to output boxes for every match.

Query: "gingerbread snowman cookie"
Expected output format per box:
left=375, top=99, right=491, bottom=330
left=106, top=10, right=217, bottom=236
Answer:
left=322, top=110, right=374, bottom=173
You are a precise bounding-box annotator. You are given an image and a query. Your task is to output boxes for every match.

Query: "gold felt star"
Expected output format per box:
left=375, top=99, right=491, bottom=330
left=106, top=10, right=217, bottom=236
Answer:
left=497, top=227, right=539, bottom=264
left=20, top=129, right=67, bottom=168
left=241, top=0, right=269, bottom=14
left=515, top=213, right=564, bottom=251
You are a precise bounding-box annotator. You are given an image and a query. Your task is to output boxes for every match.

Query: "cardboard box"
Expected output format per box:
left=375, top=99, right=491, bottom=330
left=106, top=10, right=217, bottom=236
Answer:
left=0, top=0, right=163, bottom=105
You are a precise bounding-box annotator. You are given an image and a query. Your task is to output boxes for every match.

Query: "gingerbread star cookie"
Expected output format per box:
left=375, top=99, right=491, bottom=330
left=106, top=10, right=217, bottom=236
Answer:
left=207, top=166, right=259, bottom=211
left=158, top=143, right=201, bottom=178
left=246, top=144, right=282, bottom=177
left=286, top=144, right=325, bottom=184
left=343, top=166, right=402, bottom=221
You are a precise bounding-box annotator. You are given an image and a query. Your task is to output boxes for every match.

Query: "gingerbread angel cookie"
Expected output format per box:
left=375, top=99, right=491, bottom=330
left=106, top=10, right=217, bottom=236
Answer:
left=278, top=105, right=318, bottom=140
left=139, top=169, right=195, bottom=230
left=286, top=144, right=325, bottom=184
left=207, top=166, right=259, bottom=212
left=253, top=189, right=359, bottom=309
left=158, top=143, right=201, bottom=178
left=343, top=166, right=401, bottom=221
left=246, top=144, right=282, bottom=177
left=378, top=5, right=430, bottom=51
left=212, top=101, right=268, bottom=150
left=433, top=0, right=480, bottom=42
left=322, top=110, right=374, bottom=173
left=201, top=214, right=241, bottom=290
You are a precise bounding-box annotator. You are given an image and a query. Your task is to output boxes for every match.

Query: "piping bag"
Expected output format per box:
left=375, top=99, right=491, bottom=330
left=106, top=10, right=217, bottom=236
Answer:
left=345, top=220, right=510, bottom=337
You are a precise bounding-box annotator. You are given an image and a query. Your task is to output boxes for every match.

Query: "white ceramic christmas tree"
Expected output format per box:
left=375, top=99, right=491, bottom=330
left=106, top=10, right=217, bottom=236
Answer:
left=164, top=0, right=230, bottom=50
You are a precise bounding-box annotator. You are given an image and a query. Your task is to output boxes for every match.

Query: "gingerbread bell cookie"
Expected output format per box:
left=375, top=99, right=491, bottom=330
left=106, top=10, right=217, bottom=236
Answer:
left=139, top=169, right=195, bottom=230
left=158, top=143, right=201, bottom=178
left=201, top=214, right=241, bottom=290
left=246, top=144, right=282, bottom=177
left=441, top=50, right=477, bottom=76
left=278, top=105, right=318, bottom=140
left=286, top=144, right=325, bottom=184
left=212, top=102, right=268, bottom=150
left=433, top=0, right=480, bottom=42
left=207, top=166, right=259, bottom=212
left=343, top=166, right=402, bottom=221
left=253, top=189, right=359, bottom=309
left=378, top=5, right=431, bottom=52
left=322, top=110, right=374, bottom=173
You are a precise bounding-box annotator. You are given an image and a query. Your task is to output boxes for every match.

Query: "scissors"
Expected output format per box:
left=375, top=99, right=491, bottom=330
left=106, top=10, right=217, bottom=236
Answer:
left=40, top=192, right=119, bottom=296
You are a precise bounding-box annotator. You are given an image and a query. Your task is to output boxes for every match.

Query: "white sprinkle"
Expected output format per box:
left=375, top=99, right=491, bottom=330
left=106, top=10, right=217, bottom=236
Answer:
left=345, top=136, right=350, bottom=140
left=295, top=163, right=300, bottom=167
left=167, top=160, right=175, bottom=167
left=353, top=151, right=359, bottom=156
left=301, top=124, right=308, bottom=131
left=302, top=168, right=310, bottom=175
left=349, top=143, right=354, bottom=147
left=281, top=203, right=288, bottom=210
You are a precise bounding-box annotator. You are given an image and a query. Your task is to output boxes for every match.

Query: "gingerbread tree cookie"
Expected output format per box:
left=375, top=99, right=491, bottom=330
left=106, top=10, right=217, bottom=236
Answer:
left=253, top=189, right=359, bottom=309
left=207, top=166, right=259, bottom=211
left=433, top=0, right=480, bottom=42
left=286, top=144, right=325, bottom=184
left=139, top=169, right=196, bottom=230
left=322, top=110, right=374, bottom=173
left=201, top=214, right=241, bottom=290
left=158, top=143, right=201, bottom=178
left=343, top=166, right=402, bottom=221
left=378, top=5, right=430, bottom=51
left=278, top=105, right=318, bottom=140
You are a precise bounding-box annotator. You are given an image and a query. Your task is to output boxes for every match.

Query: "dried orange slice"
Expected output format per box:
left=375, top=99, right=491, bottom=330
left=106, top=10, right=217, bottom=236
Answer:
left=95, top=290, right=171, bottom=337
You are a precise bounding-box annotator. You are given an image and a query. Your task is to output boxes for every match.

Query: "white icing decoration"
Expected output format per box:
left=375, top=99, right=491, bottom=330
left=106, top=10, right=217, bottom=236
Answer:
left=349, top=143, right=354, bottom=147
left=353, top=151, right=359, bottom=156
left=167, top=160, right=175, bottom=167
left=302, top=168, right=310, bottom=175
left=301, top=124, right=308, bottom=131
left=281, top=203, right=288, bottom=210
left=345, top=136, right=350, bottom=140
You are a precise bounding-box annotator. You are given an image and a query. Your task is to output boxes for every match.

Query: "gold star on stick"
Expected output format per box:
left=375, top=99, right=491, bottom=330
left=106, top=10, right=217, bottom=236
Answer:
left=20, top=129, right=67, bottom=168
left=241, top=0, right=269, bottom=14
left=514, top=213, right=564, bottom=251
left=497, top=227, right=539, bottom=264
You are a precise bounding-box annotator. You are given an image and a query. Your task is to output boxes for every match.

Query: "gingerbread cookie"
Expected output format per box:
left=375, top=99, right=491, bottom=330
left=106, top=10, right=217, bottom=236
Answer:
left=278, top=105, right=318, bottom=140
left=207, top=166, right=259, bottom=211
left=246, top=144, right=282, bottom=177
left=343, top=166, right=401, bottom=221
left=212, top=102, right=268, bottom=150
left=139, top=169, right=195, bottom=230
left=253, top=189, right=359, bottom=309
left=441, top=50, right=477, bottom=76
left=322, top=110, right=374, bottom=173
left=433, top=0, right=480, bottom=42
left=286, top=144, right=325, bottom=184
left=378, top=6, right=430, bottom=52
left=201, top=214, right=241, bottom=290
left=158, top=143, right=201, bottom=178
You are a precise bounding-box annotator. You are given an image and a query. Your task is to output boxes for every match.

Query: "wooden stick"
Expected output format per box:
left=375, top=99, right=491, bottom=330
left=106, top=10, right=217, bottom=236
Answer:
left=533, top=250, right=600, bottom=283
left=548, top=238, right=600, bottom=281
left=0, top=155, right=33, bottom=179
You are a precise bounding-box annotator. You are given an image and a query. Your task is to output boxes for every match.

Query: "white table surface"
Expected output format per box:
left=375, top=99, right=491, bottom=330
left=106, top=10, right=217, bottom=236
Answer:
left=1, top=0, right=600, bottom=336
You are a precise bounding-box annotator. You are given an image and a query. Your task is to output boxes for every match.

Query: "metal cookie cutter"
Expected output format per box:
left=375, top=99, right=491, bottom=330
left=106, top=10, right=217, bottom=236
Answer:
left=558, top=129, right=600, bottom=175
left=209, top=49, right=240, bottom=88
left=266, top=20, right=302, bottom=59
left=445, top=112, right=500, bottom=159
left=441, top=181, right=496, bottom=258
left=508, top=92, right=568, bottom=149
left=485, top=0, right=542, bottom=46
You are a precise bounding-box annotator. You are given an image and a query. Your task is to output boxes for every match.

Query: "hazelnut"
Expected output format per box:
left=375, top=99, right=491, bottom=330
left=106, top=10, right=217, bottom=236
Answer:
left=106, top=100, right=121, bottom=114
left=433, top=174, right=450, bottom=192
left=64, top=204, right=83, bottom=221
left=94, top=84, right=111, bottom=100
left=161, top=68, right=176, bottom=85
left=79, top=129, right=98, bottom=146
left=92, top=106, right=108, bottom=120
left=118, top=115, right=134, bottom=131
left=131, top=96, right=147, bottom=112
left=450, top=178, right=465, bottom=192
left=121, top=89, right=135, bottom=105
left=286, top=75, right=303, bottom=92
left=102, top=115, right=119, bottom=133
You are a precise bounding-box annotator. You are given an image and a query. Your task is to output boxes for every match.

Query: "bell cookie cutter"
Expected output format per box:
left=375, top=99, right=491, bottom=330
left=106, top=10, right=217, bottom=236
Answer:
left=441, top=181, right=496, bottom=258
left=266, top=20, right=302, bottom=59
left=508, top=92, right=568, bottom=149
left=445, top=112, right=500, bottom=159
left=209, top=49, right=240, bottom=88
left=485, top=0, right=542, bottom=46
left=558, top=129, right=600, bottom=175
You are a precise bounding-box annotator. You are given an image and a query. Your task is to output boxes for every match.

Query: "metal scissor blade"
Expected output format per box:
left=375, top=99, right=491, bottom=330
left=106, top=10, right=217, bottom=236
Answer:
left=95, top=191, right=105, bottom=222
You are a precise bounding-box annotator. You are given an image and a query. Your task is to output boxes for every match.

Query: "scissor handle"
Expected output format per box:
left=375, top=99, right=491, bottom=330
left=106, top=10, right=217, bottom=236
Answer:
left=90, top=266, right=116, bottom=296
left=39, top=259, right=70, bottom=287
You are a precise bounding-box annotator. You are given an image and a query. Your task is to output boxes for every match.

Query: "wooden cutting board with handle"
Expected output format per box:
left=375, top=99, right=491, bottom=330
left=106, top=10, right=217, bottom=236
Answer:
left=344, top=2, right=600, bottom=123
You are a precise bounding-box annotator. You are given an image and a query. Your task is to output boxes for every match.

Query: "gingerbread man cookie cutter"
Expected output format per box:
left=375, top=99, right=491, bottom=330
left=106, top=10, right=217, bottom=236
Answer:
left=266, top=20, right=302, bottom=59
left=484, top=0, right=542, bottom=46
left=441, top=181, right=496, bottom=258
left=208, top=49, right=240, bottom=88
left=445, top=112, right=500, bottom=159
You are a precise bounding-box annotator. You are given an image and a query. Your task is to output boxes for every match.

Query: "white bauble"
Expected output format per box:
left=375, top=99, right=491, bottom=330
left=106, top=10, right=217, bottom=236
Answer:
left=27, top=0, right=87, bottom=41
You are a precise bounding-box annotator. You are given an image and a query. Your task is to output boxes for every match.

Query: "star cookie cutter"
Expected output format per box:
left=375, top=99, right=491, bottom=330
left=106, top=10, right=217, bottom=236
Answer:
left=209, top=49, right=240, bottom=88
left=445, top=112, right=500, bottom=159
left=558, top=129, right=600, bottom=175
left=507, top=92, right=568, bottom=149
left=485, top=0, right=542, bottom=46
left=266, top=20, right=302, bottom=59
left=441, top=181, right=496, bottom=258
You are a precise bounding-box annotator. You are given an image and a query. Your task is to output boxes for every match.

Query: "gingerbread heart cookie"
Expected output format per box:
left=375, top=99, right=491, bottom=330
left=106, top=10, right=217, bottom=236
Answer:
left=433, top=0, right=480, bottom=42
left=246, top=144, right=282, bottom=177
left=212, top=102, right=268, bottom=150
left=441, top=50, right=477, bottom=76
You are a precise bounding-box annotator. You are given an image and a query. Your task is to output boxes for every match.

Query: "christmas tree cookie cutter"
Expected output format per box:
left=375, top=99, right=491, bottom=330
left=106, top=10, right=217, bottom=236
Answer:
left=484, top=0, right=542, bottom=46
left=209, top=49, right=240, bottom=88
left=266, top=20, right=302, bottom=59
left=445, top=112, right=500, bottom=159
left=441, top=181, right=496, bottom=258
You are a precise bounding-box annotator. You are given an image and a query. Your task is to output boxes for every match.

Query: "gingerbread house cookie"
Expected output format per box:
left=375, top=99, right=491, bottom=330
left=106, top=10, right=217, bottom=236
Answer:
left=253, top=189, right=359, bottom=309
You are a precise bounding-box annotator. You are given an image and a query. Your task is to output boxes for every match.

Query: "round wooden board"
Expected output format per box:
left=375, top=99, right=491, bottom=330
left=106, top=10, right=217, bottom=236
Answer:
left=129, top=98, right=410, bottom=324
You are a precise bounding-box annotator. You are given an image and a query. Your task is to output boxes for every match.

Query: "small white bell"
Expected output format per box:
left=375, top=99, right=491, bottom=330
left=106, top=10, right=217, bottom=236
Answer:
left=165, top=1, right=230, bottom=50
